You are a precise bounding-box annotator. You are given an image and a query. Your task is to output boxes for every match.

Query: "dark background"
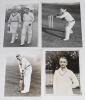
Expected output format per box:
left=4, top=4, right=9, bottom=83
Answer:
left=45, top=51, right=81, bottom=95
left=46, top=51, right=79, bottom=73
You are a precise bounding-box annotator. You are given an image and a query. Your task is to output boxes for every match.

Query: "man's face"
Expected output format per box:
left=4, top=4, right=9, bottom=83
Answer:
left=25, top=9, right=29, bottom=14
left=12, top=11, right=17, bottom=16
left=60, top=9, right=65, bottom=14
left=59, top=58, right=67, bottom=68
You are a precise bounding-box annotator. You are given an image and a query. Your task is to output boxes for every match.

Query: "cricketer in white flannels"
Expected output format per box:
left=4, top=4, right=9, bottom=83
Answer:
left=20, top=7, right=34, bottom=45
left=53, top=57, right=79, bottom=96
left=8, top=9, right=21, bottom=43
left=56, top=8, right=75, bottom=40
left=16, top=54, right=32, bottom=93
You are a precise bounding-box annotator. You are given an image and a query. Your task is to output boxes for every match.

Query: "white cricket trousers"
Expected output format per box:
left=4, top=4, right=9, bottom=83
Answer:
left=21, top=22, right=32, bottom=44
left=10, top=22, right=18, bottom=42
left=24, top=66, right=32, bottom=92
left=65, top=21, right=75, bottom=39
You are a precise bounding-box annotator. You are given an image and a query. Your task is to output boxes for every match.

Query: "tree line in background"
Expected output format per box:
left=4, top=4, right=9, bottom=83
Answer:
left=46, top=51, right=79, bottom=73
left=5, top=5, right=38, bottom=23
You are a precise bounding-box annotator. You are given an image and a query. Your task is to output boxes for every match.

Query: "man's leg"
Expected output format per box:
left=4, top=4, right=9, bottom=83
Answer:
left=64, top=24, right=70, bottom=41
left=69, top=21, right=75, bottom=34
left=27, top=24, right=32, bottom=44
left=10, top=22, right=18, bottom=43
left=10, top=33, right=16, bottom=43
left=20, top=23, right=27, bottom=45
left=64, top=21, right=75, bottom=41
left=15, top=33, right=18, bottom=40
left=21, top=69, right=32, bottom=93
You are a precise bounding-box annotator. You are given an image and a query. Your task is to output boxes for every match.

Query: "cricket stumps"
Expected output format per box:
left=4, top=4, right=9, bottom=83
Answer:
left=48, top=15, right=53, bottom=28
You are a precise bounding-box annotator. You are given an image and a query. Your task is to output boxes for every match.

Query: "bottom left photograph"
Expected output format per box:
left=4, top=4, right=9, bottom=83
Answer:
left=4, top=49, right=42, bottom=96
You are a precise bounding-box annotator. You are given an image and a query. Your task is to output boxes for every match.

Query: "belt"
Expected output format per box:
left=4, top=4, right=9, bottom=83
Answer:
left=25, top=65, right=30, bottom=69
left=12, top=20, right=19, bottom=22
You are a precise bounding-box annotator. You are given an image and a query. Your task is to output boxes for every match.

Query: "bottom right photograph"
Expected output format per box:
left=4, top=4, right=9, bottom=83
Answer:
left=45, top=51, right=81, bottom=96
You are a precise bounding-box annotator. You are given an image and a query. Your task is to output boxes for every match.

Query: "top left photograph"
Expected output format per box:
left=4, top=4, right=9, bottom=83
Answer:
left=3, top=4, right=38, bottom=47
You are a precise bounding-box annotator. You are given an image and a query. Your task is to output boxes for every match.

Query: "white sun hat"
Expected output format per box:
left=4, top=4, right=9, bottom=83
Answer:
left=25, top=5, right=34, bottom=11
left=60, top=8, right=66, bottom=13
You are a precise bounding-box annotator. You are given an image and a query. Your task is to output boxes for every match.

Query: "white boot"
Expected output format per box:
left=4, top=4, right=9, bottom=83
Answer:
left=27, top=41, right=31, bottom=44
left=21, top=90, right=29, bottom=93
left=10, top=40, right=14, bottom=43
left=63, top=38, right=69, bottom=41
left=20, top=43, right=25, bottom=46
left=15, top=34, right=18, bottom=40
left=64, top=31, right=70, bottom=41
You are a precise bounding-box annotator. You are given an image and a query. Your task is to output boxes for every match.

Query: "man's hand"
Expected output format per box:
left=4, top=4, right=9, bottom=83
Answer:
left=53, top=14, right=60, bottom=18
left=56, top=16, right=60, bottom=18
left=53, top=15, right=56, bottom=18
left=20, top=69, right=24, bottom=74
left=29, top=23, right=32, bottom=26
left=61, top=18, right=65, bottom=20
left=8, top=24, right=10, bottom=28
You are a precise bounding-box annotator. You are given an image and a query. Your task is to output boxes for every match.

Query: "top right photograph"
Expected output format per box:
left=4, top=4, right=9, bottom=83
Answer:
left=42, top=2, right=82, bottom=47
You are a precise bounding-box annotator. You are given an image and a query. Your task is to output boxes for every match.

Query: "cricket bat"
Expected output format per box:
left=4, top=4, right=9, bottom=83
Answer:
left=19, top=72, right=24, bottom=92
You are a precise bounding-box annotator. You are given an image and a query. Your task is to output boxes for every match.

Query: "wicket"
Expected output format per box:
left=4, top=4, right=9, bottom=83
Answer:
left=48, top=15, right=53, bottom=28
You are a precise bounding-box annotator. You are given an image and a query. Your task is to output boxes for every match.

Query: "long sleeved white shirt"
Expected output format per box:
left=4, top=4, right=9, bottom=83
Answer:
left=57, top=11, right=75, bottom=22
left=23, top=12, right=34, bottom=23
left=53, top=68, right=79, bottom=96
left=18, top=57, right=31, bottom=73
left=8, top=13, right=21, bottom=24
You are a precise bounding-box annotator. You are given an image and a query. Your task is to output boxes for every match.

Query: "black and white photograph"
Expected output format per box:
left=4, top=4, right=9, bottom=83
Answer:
left=4, top=49, right=41, bottom=96
left=42, top=2, right=82, bottom=47
left=3, top=4, right=38, bottom=47
left=0, top=0, right=85, bottom=99
left=45, top=51, right=81, bottom=96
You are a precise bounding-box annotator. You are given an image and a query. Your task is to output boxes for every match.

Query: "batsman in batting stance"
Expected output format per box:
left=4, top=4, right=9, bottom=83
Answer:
left=16, top=54, right=32, bottom=93
left=56, top=8, right=75, bottom=40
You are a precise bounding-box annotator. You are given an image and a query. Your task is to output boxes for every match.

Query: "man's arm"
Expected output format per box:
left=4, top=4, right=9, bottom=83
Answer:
left=17, top=60, right=23, bottom=74
left=56, top=13, right=66, bottom=19
left=21, top=58, right=26, bottom=71
left=18, top=13, right=22, bottom=23
left=8, top=14, right=12, bottom=24
left=70, top=71, right=79, bottom=88
left=29, top=13, right=35, bottom=24
left=19, top=65, right=23, bottom=73
left=17, top=13, right=22, bottom=28
left=7, top=14, right=12, bottom=28
left=31, top=14, right=34, bottom=22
